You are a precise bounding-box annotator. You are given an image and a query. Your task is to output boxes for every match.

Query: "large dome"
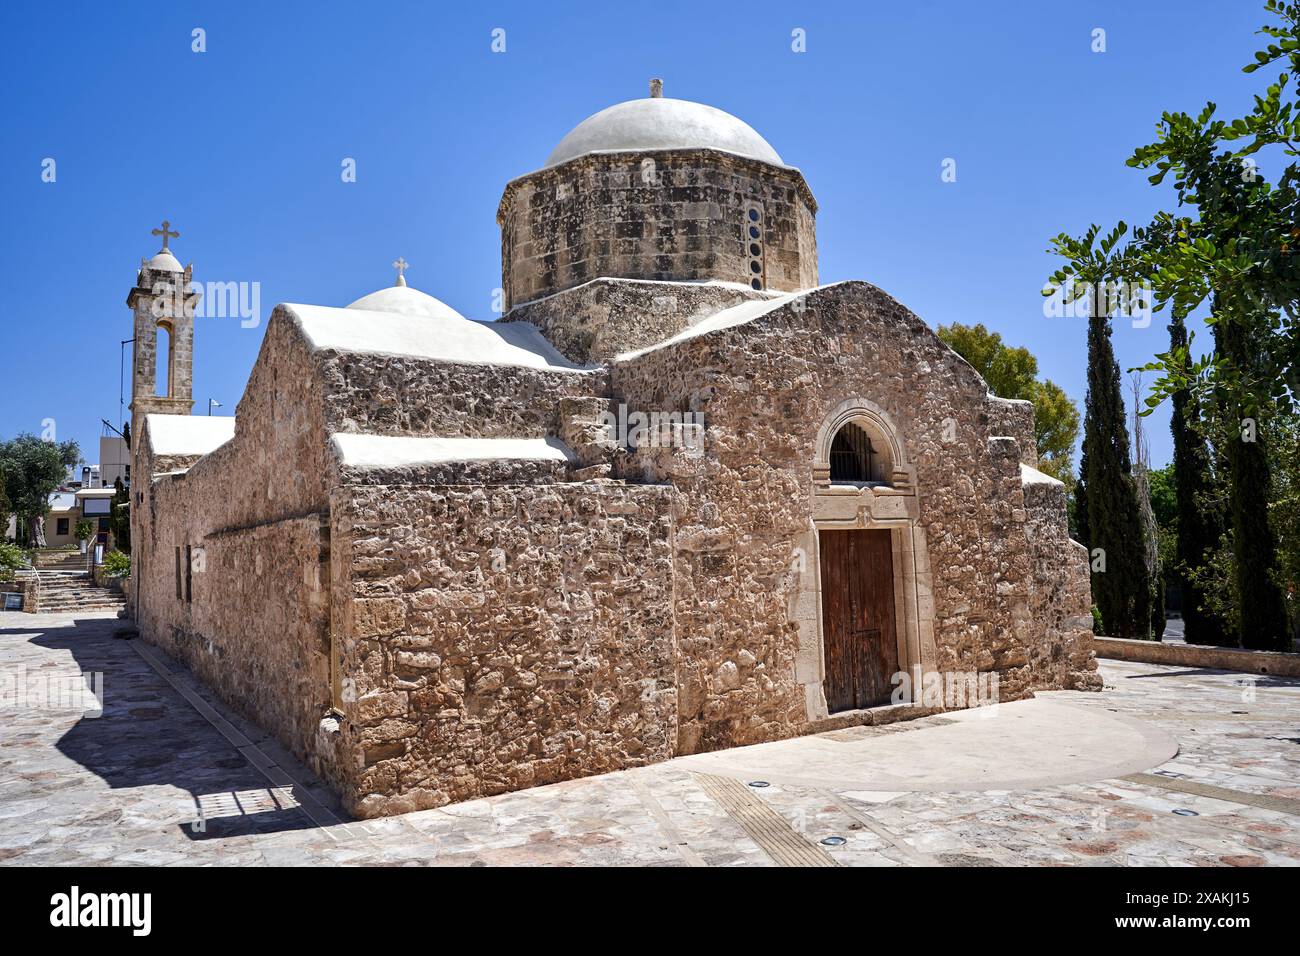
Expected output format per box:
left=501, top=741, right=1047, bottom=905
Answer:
left=545, top=96, right=784, bottom=168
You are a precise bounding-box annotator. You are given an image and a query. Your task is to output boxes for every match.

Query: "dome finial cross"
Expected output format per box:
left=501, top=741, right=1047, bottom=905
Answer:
left=151, top=219, right=179, bottom=252
left=392, top=256, right=409, bottom=287
left=649, top=78, right=663, bottom=98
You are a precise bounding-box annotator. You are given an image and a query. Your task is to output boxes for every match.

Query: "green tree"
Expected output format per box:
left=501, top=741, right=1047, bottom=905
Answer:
left=1214, top=307, right=1289, bottom=648
left=1029, top=379, right=1081, bottom=487
left=0, top=480, right=11, bottom=543
left=937, top=322, right=1037, bottom=397
left=1146, top=464, right=1177, bottom=538
left=110, top=477, right=131, bottom=554
left=1166, top=318, right=1232, bottom=645
left=1045, top=225, right=1154, bottom=638
left=936, top=322, right=1081, bottom=489
left=1046, top=3, right=1300, bottom=647
left=0, top=542, right=26, bottom=582
left=1149, top=460, right=1180, bottom=616
left=1084, top=306, right=1155, bottom=639
left=0, top=435, right=80, bottom=548
left=1271, top=413, right=1300, bottom=644
left=1129, top=2, right=1300, bottom=412
left=1146, top=462, right=1180, bottom=612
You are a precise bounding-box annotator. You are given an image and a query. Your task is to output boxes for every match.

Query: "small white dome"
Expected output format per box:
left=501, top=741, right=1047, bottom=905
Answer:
left=546, top=96, right=784, bottom=168
left=346, top=284, right=467, bottom=322
left=148, top=250, right=183, bottom=272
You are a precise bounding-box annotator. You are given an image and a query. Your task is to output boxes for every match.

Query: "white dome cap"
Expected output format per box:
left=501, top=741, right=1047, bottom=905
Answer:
left=545, top=95, right=784, bottom=168
left=148, top=250, right=183, bottom=272
left=346, top=284, right=467, bottom=322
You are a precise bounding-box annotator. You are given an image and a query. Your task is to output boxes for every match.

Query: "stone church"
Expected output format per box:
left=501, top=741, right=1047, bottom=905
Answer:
left=126, top=83, right=1098, bottom=818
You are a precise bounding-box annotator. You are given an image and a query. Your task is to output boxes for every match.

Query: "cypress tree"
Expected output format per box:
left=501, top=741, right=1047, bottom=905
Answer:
left=1082, top=304, right=1152, bottom=638
left=1214, top=311, right=1288, bottom=650
left=110, top=477, right=131, bottom=554
left=1168, top=315, right=1229, bottom=645
left=1073, top=459, right=1090, bottom=551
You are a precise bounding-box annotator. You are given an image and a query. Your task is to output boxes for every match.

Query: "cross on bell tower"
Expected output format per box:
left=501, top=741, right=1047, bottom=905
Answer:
left=152, top=219, right=180, bottom=252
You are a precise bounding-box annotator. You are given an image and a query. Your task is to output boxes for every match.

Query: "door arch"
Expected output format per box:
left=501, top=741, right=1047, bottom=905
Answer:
left=789, top=398, right=938, bottom=719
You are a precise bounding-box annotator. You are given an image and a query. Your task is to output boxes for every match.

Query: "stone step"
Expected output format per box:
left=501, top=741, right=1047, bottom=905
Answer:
left=41, top=593, right=124, bottom=599
left=42, top=592, right=123, bottom=597
left=41, top=597, right=125, bottom=604
left=41, top=606, right=126, bottom=613
left=33, top=572, right=127, bottom=614
left=31, top=554, right=93, bottom=570
left=41, top=604, right=126, bottom=612
left=40, top=599, right=126, bottom=610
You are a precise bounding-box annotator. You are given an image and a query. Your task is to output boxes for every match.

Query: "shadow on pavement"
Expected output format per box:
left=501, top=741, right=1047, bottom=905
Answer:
left=11, top=615, right=320, bottom=840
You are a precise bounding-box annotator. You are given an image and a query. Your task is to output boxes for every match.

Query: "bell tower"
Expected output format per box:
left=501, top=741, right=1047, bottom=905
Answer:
left=127, top=219, right=196, bottom=442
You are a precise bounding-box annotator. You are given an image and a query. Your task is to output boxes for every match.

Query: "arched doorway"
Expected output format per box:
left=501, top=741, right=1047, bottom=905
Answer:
left=788, top=398, right=938, bottom=719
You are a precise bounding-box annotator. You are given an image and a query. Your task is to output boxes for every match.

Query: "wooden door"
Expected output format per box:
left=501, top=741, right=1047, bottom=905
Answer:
left=819, top=529, right=899, bottom=712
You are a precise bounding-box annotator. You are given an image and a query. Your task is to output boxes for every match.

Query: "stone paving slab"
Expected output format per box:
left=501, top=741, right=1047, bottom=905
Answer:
left=673, top=696, right=1178, bottom=791
left=1, top=611, right=1297, bottom=866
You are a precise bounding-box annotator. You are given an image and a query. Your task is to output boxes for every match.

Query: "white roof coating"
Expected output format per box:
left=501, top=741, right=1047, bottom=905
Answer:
left=346, top=284, right=468, bottom=322
left=1020, top=463, right=1064, bottom=487
left=546, top=97, right=784, bottom=168
left=145, top=414, right=237, bottom=457
left=616, top=289, right=809, bottom=360
left=331, top=433, right=573, bottom=469
left=287, top=303, right=594, bottom=372
left=147, top=250, right=183, bottom=272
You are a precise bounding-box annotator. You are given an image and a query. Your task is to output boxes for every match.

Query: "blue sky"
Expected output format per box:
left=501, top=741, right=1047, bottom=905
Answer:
left=0, top=1, right=1276, bottom=469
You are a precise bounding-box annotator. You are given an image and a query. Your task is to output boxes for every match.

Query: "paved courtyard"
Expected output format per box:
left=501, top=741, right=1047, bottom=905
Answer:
left=1, top=610, right=1298, bottom=866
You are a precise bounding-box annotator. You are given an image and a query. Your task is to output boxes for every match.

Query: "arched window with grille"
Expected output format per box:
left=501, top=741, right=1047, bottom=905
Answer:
left=829, top=422, right=890, bottom=485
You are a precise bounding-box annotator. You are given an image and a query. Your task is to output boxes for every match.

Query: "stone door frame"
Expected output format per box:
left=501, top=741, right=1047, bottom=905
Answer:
left=791, top=398, right=937, bottom=721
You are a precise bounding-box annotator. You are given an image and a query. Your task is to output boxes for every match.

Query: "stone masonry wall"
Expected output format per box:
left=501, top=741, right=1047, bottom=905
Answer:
left=315, top=344, right=603, bottom=441
left=133, top=315, right=353, bottom=796
left=132, top=308, right=616, bottom=811
left=608, top=281, right=1097, bottom=753
left=986, top=395, right=1038, bottom=467
left=1022, top=475, right=1102, bottom=690
left=331, top=481, right=678, bottom=818
left=498, top=149, right=817, bottom=309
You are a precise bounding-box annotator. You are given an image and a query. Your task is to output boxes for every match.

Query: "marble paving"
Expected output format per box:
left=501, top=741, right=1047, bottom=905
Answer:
left=1, top=611, right=1297, bottom=866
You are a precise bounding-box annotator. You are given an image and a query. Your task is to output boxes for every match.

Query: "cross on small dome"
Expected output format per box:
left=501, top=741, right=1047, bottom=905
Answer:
left=392, top=257, right=409, bottom=287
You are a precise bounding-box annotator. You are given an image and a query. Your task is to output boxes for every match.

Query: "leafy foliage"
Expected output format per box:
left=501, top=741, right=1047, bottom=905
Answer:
left=0, top=434, right=80, bottom=547
left=0, top=542, right=27, bottom=583
left=935, top=322, right=1081, bottom=489
left=1167, top=316, right=1233, bottom=645
left=1045, top=2, right=1299, bottom=648
left=1270, top=413, right=1300, bottom=644
left=109, top=478, right=130, bottom=554
left=100, top=549, right=130, bottom=578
